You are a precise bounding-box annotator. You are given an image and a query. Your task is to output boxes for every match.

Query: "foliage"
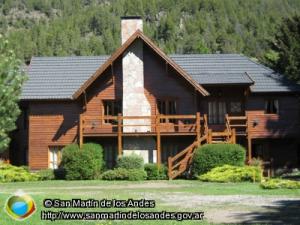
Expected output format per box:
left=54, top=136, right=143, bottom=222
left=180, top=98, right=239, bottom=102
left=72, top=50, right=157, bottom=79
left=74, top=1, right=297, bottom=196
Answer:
left=192, top=144, right=246, bottom=176
left=261, top=178, right=300, bottom=189
left=144, top=163, right=168, bottom=180
left=0, top=163, right=39, bottom=182
left=81, top=143, right=105, bottom=176
left=269, top=15, right=300, bottom=82
left=101, top=168, right=147, bottom=181
left=36, top=169, right=55, bottom=180
left=60, top=143, right=104, bottom=180
left=0, top=35, right=26, bottom=152
left=1, top=0, right=300, bottom=63
left=198, top=165, right=262, bottom=183
left=117, top=154, right=144, bottom=170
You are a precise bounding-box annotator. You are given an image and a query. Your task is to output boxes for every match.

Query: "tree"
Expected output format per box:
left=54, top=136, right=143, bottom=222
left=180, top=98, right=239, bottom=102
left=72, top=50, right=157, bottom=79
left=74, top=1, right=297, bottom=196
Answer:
left=0, top=35, right=26, bottom=152
left=270, top=15, right=300, bottom=82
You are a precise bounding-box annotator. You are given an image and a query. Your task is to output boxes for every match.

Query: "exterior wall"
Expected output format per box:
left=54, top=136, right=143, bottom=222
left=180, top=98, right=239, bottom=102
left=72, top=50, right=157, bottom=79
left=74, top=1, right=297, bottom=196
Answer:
left=246, top=95, right=300, bottom=138
left=28, top=101, right=81, bottom=169
left=143, top=45, right=197, bottom=116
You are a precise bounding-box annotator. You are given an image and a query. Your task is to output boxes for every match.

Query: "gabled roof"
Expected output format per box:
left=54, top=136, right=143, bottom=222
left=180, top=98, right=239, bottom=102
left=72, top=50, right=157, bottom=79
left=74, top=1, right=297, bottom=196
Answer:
left=171, top=54, right=300, bottom=92
left=72, top=30, right=209, bottom=98
left=21, top=42, right=300, bottom=100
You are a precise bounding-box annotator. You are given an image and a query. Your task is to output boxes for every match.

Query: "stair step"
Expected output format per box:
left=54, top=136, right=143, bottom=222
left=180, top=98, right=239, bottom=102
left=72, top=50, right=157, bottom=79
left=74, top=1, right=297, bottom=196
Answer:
left=230, top=125, right=247, bottom=127
left=212, top=141, right=228, bottom=143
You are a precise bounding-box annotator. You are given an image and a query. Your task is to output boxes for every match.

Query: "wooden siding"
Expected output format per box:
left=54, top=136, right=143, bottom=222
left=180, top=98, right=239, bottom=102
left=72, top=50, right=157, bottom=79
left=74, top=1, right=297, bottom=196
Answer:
left=28, top=102, right=81, bottom=169
left=246, top=95, right=300, bottom=138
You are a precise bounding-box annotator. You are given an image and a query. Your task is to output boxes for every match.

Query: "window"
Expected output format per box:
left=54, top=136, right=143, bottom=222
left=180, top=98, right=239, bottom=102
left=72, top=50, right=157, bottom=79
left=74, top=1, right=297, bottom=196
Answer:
left=103, top=100, right=122, bottom=123
left=157, top=99, right=177, bottom=122
left=208, top=101, right=227, bottom=124
left=49, top=146, right=63, bottom=169
left=265, top=99, right=279, bottom=114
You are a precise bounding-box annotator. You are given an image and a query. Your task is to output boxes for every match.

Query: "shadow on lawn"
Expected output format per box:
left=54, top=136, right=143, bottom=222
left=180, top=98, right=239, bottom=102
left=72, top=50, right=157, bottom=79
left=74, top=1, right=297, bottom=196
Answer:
left=236, top=199, right=300, bottom=224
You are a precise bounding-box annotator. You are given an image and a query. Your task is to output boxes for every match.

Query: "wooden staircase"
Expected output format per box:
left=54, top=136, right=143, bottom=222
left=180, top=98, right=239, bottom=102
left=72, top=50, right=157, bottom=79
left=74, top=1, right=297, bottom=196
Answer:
left=168, top=114, right=247, bottom=179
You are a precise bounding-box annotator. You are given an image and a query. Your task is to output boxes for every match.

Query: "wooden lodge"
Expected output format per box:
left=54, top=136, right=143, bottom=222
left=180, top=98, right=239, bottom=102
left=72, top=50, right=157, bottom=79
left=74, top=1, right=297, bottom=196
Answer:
left=9, top=16, right=300, bottom=178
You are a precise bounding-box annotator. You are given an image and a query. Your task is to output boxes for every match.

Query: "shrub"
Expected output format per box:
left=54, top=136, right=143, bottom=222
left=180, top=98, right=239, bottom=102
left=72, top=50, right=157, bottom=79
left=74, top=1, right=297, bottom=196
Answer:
left=192, top=144, right=246, bottom=176
left=117, top=154, right=144, bottom=170
left=101, top=168, right=147, bottom=181
left=60, top=143, right=104, bottom=180
left=0, top=163, right=39, bottom=182
left=144, top=163, right=168, bottom=180
left=82, top=143, right=105, bottom=177
left=249, top=157, right=263, bottom=167
left=198, top=165, right=262, bottom=182
left=37, top=169, right=55, bottom=180
left=260, top=178, right=300, bottom=189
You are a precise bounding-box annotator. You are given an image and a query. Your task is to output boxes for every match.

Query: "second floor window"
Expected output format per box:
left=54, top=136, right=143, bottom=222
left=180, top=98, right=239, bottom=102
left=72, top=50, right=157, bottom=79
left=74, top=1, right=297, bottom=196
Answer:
left=103, top=100, right=122, bottom=123
left=265, top=99, right=279, bottom=114
left=157, top=99, right=177, bottom=122
left=208, top=101, right=227, bottom=124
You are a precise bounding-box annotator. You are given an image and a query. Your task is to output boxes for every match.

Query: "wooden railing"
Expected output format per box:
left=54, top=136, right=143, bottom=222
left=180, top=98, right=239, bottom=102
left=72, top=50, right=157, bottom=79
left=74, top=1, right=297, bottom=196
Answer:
left=80, top=114, right=205, bottom=135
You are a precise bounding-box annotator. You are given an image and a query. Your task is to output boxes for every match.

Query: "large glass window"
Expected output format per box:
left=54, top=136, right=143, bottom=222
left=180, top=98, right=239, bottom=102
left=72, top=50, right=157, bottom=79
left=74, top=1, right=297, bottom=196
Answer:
left=157, top=99, right=177, bottom=122
left=103, top=100, right=122, bottom=123
left=208, top=101, right=227, bottom=124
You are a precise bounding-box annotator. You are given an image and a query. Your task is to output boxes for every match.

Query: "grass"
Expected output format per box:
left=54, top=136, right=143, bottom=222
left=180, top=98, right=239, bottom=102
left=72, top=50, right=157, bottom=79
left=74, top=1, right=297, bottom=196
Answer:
left=0, top=180, right=299, bottom=225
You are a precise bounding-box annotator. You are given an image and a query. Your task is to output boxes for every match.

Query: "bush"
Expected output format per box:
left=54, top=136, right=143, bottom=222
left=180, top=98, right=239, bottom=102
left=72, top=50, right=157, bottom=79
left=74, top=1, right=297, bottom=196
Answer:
left=101, top=168, right=147, bottom=181
left=117, top=154, right=144, bottom=170
left=82, top=143, right=105, bottom=177
left=260, top=178, right=300, bottom=189
left=37, top=169, right=55, bottom=180
left=198, top=165, right=262, bottom=182
left=192, top=144, right=246, bottom=176
left=0, top=163, right=39, bottom=182
left=144, top=163, right=168, bottom=180
left=60, top=143, right=104, bottom=180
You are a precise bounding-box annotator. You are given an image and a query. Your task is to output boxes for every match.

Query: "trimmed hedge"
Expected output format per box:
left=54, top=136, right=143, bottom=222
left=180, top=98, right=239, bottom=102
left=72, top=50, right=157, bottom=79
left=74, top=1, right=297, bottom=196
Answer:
left=117, top=154, right=144, bottom=170
left=192, top=144, right=246, bottom=176
left=144, top=163, right=168, bottom=180
left=101, top=168, right=147, bottom=181
left=0, top=163, right=39, bottom=182
left=260, top=178, right=300, bottom=189
left=60, top=143, right=104, bottom=180
left=198, top=165, right=262, bottom=182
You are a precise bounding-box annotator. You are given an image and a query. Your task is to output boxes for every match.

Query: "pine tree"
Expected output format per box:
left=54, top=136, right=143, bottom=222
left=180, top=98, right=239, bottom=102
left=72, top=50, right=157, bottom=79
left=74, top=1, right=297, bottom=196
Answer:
left=271, top=15, right=300, bottom=82
left=0, top=35, right=26, bottom=152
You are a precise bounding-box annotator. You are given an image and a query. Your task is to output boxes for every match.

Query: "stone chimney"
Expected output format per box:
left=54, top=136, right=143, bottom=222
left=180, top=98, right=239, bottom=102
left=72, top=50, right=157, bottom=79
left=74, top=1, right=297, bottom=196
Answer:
left=121, top=16, right=155, bottom=163
left=121, top=16, right=143, bottom=44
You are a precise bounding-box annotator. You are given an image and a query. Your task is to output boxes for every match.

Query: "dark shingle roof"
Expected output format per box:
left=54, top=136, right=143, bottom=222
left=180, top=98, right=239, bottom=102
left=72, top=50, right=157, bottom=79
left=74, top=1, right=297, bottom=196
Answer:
left=170, top=54, right=300, bottom=92
left=21, top=54, right=300, bottom=100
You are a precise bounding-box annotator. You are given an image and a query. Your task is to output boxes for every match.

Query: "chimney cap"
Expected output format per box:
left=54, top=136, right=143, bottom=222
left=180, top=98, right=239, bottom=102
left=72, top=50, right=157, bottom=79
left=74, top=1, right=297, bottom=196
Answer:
left=121, top=16, right=142, bottom=20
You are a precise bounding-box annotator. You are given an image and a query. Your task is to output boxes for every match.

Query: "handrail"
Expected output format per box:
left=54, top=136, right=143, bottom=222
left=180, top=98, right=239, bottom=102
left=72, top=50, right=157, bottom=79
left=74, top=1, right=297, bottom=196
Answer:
left=81, top=114, right=205, bottom=134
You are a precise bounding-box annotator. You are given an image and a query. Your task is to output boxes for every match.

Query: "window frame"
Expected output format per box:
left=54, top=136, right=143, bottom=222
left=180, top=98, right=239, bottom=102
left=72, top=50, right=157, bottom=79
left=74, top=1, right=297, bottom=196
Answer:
left=264, top=99, right=279, bottom=115
left=102, top=99, right=122, bottom=124
left=157, top=98, right=178, bottom=123
left=48, top=146, right=64, bottom=169
left=207, top=100, right=227, bottom=125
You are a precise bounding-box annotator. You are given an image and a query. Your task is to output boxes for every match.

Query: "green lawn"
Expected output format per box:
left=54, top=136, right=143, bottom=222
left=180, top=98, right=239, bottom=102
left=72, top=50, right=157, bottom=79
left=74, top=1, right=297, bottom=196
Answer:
left=0, top=180, right=299, bottom=225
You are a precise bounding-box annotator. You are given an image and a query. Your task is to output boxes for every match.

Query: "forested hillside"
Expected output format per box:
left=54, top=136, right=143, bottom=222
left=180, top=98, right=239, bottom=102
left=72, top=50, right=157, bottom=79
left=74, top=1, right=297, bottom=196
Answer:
left=1, top=0, right=300, bottom=64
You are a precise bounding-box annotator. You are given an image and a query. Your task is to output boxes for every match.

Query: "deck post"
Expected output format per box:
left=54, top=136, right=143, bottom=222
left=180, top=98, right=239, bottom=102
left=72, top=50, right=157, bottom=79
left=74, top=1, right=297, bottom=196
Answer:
left=79, top=114, right=83, bottom=148
left=156, top=114, right=161, bottom=165
left=208, top=129, right=212, bottom=143
left=196, top=112, right=201, bottom=146
left=117, top=113, right=122, bottom=157
left=168, top=156, right=172, bottom=179
left=248, top=136, right=252, bottom=163
left=232, top=128, right=236, bottom=144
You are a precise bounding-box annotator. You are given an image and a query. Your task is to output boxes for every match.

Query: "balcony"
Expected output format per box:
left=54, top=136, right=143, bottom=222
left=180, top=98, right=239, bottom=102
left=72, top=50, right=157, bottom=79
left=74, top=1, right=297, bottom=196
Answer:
left=79, top=113, right=207, bottom=137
